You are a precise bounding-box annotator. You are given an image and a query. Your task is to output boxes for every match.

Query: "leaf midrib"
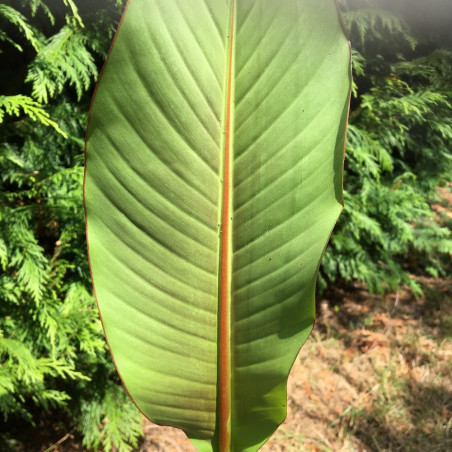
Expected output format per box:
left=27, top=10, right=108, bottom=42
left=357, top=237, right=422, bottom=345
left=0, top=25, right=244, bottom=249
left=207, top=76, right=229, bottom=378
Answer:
left=218, top=0, right=235, bottom=450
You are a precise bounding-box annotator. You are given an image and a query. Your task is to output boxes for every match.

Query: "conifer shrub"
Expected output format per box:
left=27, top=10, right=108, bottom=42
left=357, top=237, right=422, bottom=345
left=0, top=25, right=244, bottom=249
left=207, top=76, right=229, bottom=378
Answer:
left=321, top=0, right=452, bottom=294
left=0, top=1, right=142, bottom=450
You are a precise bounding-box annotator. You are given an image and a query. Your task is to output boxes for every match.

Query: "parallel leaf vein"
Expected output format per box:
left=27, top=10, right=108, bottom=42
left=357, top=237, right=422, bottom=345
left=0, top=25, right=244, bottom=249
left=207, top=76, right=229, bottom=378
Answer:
left=234, top=127, right=331, bottom=207
left=234, top=45, right=330, bottom=148
left=98, top=243, right=216, bottom=315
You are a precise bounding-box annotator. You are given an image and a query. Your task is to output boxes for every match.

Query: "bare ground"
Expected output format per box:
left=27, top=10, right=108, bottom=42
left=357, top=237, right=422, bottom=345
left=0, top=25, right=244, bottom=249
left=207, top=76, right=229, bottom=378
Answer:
left=8, top=277, right=451, bottom=452
left=138, top=278, right=452, bottom=452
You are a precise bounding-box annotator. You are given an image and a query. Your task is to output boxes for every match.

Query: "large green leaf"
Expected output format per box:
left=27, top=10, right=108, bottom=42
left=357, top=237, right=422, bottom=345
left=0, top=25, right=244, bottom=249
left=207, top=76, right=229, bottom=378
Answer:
left=84, top=0, right=351, bottom=451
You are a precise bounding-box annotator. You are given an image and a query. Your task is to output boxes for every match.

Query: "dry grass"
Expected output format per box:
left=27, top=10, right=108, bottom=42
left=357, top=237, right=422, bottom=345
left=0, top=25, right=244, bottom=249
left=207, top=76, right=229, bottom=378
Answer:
left=20, top=279, right=450, bottom=452
left=139, top=278, right=452, bottom=452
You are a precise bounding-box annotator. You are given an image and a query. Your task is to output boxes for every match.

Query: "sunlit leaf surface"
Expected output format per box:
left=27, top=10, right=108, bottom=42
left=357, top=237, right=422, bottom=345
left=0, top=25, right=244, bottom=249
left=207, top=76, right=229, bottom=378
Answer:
left=84, top=0, right=351, bottom=450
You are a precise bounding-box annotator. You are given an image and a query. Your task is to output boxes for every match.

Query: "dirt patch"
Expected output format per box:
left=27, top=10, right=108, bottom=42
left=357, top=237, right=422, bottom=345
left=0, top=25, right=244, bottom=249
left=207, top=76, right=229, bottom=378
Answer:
left=137, top=278, right=452, bottom=452
left=6, top=278, right=450, bottom=452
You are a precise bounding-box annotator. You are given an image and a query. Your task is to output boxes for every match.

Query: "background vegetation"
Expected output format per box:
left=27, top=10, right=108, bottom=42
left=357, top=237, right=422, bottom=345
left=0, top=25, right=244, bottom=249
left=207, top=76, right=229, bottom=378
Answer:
left=323, top=0, right=452, bottom=294
left=0, top=0, right=450, bottom=450
left=0, top=1, right=143, bottom=450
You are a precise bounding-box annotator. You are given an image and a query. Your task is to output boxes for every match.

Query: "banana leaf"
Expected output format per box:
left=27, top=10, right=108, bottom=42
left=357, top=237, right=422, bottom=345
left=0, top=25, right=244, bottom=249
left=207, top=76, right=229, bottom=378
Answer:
left=84, top=0, right=351, bottom=450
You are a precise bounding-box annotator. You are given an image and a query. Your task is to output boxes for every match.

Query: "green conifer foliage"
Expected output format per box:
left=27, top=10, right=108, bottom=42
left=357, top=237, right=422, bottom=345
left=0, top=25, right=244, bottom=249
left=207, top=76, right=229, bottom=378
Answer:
left=321, top=0, right=452, bottom=294
left=0, top=1, right=142, bottom=450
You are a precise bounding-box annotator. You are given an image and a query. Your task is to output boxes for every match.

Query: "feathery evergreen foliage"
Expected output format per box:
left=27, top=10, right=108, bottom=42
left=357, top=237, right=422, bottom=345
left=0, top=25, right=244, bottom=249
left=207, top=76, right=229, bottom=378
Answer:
left=321, top=0, right=452, bottom=294
left=0, top=1, right=142, bottom=450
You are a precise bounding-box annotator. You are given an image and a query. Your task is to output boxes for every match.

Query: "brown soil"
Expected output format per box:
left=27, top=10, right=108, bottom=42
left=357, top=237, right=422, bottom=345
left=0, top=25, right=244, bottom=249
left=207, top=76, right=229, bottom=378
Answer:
left=11, top=277, right=452, bottom=452
left=137, top=278, right=452, bottom=452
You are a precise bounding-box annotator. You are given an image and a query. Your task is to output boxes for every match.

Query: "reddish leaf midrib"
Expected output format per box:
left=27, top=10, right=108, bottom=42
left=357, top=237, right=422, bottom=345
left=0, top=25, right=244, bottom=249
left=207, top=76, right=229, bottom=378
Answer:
left=219, top=0, right=235, bottom=450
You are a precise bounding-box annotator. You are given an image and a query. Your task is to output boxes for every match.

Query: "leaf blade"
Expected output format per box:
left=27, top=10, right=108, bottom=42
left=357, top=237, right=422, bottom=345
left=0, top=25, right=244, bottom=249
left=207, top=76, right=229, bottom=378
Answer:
left=84, top=0, right=351, bottom=451
left=230, top=3, right=350, bottom=448
left=85, top=0, right=228, bottom=440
